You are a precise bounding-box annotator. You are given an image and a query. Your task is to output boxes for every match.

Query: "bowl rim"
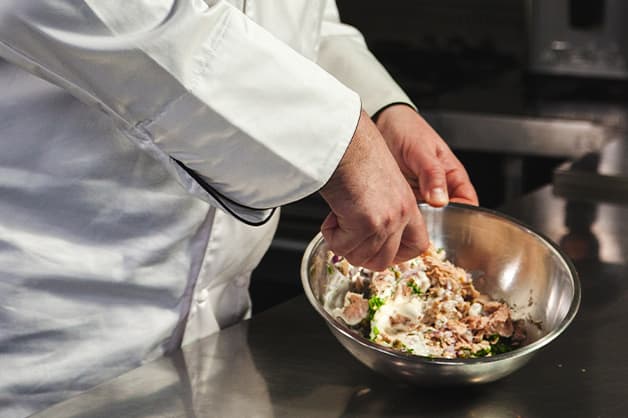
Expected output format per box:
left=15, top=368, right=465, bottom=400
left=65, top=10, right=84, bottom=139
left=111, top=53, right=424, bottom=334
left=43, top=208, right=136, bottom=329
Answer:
left=300, top=202, right=582, bottom=366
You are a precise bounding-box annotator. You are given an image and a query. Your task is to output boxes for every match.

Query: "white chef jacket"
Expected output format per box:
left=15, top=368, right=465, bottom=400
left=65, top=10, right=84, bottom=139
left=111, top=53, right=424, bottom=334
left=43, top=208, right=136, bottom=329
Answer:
left=0, top=1, right=412, bottom=416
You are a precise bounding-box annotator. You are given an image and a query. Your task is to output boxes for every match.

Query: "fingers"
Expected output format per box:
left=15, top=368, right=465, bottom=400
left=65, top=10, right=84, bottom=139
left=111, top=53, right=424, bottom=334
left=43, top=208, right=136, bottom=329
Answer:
left=322, top=203, right=429, bottom=272
left=321, top=212, right=378, bottom=258
left=393, top=209, right=429, bottom=264
left=447, top=169, right=479, bottom=205
left=406, top=141, right=478, bottom=207
left=442, top=155, right=479, bottom=206
left=323, top=223, right=384, bottom=268
left=374, top=106, right=478, bottom=208
left=415, top=152, right=449, bottom=207
left=351, top=229, right=403, bottom=272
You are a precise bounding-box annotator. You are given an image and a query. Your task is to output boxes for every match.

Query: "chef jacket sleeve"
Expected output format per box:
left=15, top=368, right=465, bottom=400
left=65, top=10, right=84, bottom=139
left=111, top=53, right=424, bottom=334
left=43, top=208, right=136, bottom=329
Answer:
left=0, top=1, right=361, bottom=225
left=317, top=1, right=416, bottom=118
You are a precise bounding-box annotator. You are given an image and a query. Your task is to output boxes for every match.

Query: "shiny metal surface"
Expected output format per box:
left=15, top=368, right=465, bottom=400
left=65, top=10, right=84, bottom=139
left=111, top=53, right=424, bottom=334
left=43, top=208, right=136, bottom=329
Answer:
left=32, top=187, right=628, bottom=418
left=422, top=110, right=608, bottom=157
left=526, top=0, right=628, bottom=80
left=554, top=137, right=628, bottom=204
left=301, top=203, right=580, bottom=385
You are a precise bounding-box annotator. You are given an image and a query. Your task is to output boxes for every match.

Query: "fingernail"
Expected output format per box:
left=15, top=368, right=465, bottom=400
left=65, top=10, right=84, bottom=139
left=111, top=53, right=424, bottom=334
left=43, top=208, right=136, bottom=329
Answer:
left=429, top=187, right=448, bottom=205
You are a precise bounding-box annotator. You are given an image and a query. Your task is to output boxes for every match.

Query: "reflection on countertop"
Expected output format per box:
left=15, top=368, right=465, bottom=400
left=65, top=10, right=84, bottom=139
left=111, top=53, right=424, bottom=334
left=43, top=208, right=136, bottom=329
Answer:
left=554, top=139, right=628, bottom=206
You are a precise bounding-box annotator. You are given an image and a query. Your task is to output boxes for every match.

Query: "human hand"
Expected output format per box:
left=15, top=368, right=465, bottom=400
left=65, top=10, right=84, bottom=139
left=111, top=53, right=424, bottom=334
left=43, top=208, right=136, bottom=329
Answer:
left=375, top=104, right=478, bottom=207
left=319, top=110, right=429, bottom=271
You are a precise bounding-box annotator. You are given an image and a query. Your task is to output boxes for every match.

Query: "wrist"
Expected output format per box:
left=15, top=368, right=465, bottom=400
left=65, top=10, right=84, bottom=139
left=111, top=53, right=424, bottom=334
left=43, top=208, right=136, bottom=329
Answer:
left=320, top=109, right=373, bottom=204
left=374, top=104, right=418, bottom=143
left=374, top=104, right=420, bottom=154
left=374, top=103, right=416, bottom=129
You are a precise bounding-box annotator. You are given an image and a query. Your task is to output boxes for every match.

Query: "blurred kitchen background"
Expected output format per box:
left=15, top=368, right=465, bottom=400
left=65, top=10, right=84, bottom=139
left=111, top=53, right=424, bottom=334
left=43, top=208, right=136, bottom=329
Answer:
left=250, top=0, right=628, bottom=313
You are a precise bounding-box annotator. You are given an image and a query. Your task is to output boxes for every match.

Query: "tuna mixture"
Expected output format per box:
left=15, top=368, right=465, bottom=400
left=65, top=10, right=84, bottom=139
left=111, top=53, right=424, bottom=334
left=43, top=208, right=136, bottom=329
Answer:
left=321, top=245, right=526, bottom=359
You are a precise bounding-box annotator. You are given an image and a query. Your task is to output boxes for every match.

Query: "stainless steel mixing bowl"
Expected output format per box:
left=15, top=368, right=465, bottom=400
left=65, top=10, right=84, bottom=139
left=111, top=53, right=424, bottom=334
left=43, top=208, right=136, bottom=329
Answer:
left=300, top=203, right=580, bottom=385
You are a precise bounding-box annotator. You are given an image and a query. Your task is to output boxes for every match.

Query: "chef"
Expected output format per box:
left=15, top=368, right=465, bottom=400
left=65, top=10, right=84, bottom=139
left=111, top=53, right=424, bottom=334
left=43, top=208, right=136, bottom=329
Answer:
left=0, top=1, right=477, bottom=417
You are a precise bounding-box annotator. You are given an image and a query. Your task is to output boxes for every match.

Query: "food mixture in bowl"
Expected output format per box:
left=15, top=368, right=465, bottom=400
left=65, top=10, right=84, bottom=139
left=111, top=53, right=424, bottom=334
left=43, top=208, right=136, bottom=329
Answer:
left=321, top=245, right=526, bottom=359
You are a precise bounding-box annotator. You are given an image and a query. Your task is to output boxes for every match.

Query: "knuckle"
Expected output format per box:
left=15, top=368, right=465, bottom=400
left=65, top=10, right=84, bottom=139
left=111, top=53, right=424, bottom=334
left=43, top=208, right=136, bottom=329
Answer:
left=361, top=213, right=392, bottom=236
left=364, top=215, right=381, bottom=233
left=422, top=164, right=444, bottom=180
left=398, top=199, right=412, bottom=219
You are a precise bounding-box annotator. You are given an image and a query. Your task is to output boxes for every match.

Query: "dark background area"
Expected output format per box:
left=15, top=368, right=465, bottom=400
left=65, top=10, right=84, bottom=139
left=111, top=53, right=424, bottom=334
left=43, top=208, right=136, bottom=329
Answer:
left=250, top=0, right=627, bottom=314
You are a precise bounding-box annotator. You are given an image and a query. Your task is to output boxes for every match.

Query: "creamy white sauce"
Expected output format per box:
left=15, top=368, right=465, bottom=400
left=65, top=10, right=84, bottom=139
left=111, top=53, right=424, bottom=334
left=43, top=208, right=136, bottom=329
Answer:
left=372, top=297, right=425, bottom=336
left=323, top=272, right=349, bottom=311
left=469, top=302, right=483, bottom=317
left=397, top=332, right=430, bottom=356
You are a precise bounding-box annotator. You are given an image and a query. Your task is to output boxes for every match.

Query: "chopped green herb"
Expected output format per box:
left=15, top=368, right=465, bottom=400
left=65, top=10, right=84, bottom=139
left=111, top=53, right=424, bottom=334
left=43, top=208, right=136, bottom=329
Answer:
left=472, top=347, right=491, bottom=357
left=490, top=336, right=515, bottom=355
left=370, top=325, right=380, bottom=340
left=458, top=348, right=472, bottom=359
left=389, top=267, right=401, bottom=278
left=392, top=339, right=415, bottom=354
left=407, top=279, right=423, bottom=295
left=436, top=247, right=444, bottom=254
left=326, top=264, right=334, bottom=275
left=469, top=336, right=515, bottom=358
left=368, top=295, right=384, bottom=320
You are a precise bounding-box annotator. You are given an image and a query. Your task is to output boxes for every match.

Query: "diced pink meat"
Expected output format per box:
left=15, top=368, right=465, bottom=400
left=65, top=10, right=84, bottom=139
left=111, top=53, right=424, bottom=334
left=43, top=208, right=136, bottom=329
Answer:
left=487, top=304, right=514, bottom=337
left=339, top=292, right=368, bottom=326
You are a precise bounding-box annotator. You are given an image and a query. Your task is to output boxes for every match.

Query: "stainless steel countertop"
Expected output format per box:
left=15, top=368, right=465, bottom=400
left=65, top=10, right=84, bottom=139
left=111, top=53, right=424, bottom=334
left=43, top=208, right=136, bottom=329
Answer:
left=554, top=137, right=628, bottom=204
left=33, top=182, right=628, bottom=417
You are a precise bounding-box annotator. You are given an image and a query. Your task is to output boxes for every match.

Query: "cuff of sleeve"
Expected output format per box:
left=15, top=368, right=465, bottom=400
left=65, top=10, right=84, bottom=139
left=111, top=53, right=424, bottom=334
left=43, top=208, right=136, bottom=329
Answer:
left=173, top=158, right=275, bottom=226
left=371, top=101, right=416, bottom=122
left=362, top=83, right=415, bottom=118
left=142, top=5, right=362, bottom=211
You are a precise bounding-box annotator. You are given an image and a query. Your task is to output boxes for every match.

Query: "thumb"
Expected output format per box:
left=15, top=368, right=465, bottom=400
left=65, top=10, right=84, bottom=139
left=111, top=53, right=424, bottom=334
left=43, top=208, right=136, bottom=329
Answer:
left=417, top=160, right=449, bottom=207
